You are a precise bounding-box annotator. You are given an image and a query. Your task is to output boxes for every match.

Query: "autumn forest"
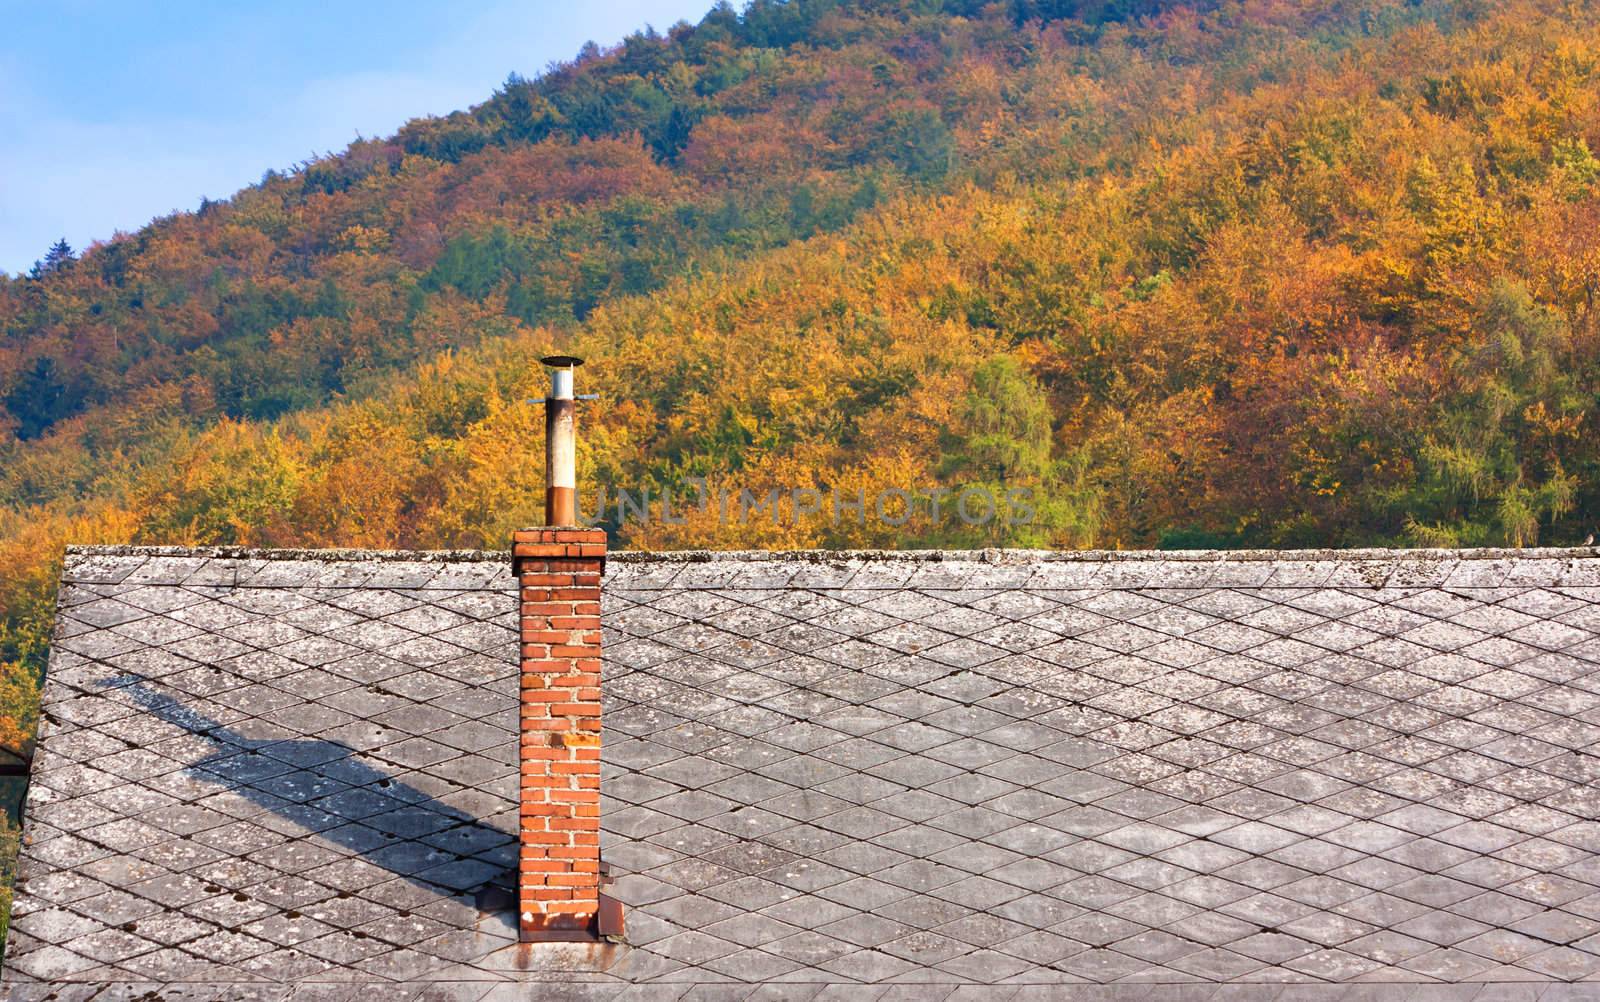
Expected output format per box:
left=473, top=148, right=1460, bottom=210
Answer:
left=4, top=0, right=1600, bottom=767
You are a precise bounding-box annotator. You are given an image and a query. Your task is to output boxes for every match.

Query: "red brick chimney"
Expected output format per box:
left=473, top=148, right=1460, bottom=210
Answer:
left=513, top=527, right=606, bottom=940
left=514, top=356, right=616, bottom=942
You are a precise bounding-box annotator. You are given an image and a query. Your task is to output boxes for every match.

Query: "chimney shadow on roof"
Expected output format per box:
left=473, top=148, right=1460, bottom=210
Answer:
left=106, top=675, right=517, bottom=911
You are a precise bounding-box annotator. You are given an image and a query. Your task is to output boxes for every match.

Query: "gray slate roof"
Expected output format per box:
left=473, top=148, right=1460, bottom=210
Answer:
left=9, top=545, right=1600, bottom=1000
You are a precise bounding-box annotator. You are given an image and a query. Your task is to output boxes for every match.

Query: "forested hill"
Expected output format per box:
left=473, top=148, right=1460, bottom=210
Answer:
left=0, top=0, right=1206, bottom=445
left=4, top=0, right=1600, bottom=760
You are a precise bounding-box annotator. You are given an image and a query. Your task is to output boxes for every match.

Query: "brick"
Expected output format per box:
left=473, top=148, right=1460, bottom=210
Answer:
left=520, top=801, right=565, bottom=817
left=517, top=562, right=603, bottom=578
left=523, top=629, right=580, bottom=644
left=548, top=526, right=598, bottom=538
left=522, top=659, right=577, bottom=673
left=519, top=573, right=581, bottom=587
left=550, top=769, right=595, bottom=782
left=551, top=616, right=602, bottom=629
left=518, top=746, right=564, bottom=759
left=551, top=703, right=602, bottom=716
left=522, top=690, right=571, bottom=703
left=549, top=847, right=599, bottom=862
left=550, top=789, right=600, bottom=803
left=519, top=719, right=572, bottom=732
left=522, top=859, right=570, bottom=873
left=524, top=602, right=576, bottom=615
left=514, top=528, right=601, bottom=543
left=525, top=887, right=582, bottom=902
left=519, top=832, right=570, bottom=846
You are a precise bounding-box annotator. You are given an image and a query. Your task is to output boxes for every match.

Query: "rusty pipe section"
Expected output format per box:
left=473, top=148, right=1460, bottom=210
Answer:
left=542, top=356, right=581, bottom=525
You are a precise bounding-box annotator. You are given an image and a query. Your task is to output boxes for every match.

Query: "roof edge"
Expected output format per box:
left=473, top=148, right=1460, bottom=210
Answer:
left=63, top=543, right=1600, bottom=564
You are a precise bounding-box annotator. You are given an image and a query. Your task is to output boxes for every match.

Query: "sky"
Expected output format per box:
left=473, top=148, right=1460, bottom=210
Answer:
left=0, top=0, right=713, bottom=275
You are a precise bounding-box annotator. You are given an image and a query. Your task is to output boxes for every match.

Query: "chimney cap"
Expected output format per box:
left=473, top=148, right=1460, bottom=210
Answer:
left=541, top=355, right=584, bottom=369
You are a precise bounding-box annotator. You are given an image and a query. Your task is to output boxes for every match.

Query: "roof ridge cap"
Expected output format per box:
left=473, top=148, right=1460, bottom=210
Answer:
left=62, top=543, right=1600, bottom=564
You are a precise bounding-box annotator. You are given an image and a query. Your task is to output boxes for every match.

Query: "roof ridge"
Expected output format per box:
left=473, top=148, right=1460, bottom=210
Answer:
left=62, top=543, right=1600, bottom=564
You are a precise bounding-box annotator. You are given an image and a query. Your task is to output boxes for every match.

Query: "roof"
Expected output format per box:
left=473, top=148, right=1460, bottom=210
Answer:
left=8, top=544, right=1600, bottom=999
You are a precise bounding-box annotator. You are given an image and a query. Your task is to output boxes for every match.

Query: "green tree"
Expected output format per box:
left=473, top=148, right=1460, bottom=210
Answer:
left=27, top=239, right=74, bottom=280
left=3, top=358, right=77, bottom=441
left=886, top=107, right=956, bottom=182
left=1401, top=280, right=1582, bottom=546
left=937, top=357, right=1101, bottom=546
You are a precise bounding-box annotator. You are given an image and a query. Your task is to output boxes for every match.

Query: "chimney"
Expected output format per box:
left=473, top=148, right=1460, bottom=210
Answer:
left=512, top=356, right=614, bottom=941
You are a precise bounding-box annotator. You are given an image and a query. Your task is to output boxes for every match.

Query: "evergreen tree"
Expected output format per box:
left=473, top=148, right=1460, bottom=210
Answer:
left=3, top=357, right=73, bottom=440
left=28, top=239, right=74, bottom=280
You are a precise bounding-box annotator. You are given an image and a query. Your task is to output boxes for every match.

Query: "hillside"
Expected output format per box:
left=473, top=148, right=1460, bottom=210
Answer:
left=5, top=0, right=1600, bottom=787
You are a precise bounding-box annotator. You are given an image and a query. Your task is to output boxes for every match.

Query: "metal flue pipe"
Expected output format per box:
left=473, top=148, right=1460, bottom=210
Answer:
left=541, top=355, right=582, bottom=526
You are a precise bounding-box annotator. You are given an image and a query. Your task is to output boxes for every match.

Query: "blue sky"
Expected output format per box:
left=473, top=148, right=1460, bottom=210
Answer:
left=0, top=0, right=713, bottom=275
